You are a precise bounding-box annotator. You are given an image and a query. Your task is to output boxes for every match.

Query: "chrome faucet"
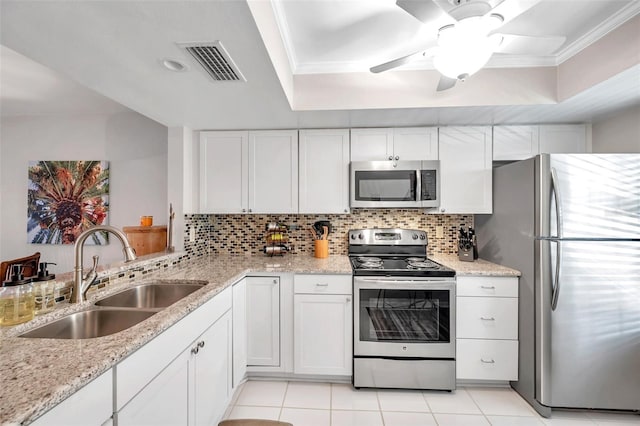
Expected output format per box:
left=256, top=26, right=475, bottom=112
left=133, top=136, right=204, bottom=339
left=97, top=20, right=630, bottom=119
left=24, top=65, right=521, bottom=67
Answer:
left=71, top=225, right=137, bottom=303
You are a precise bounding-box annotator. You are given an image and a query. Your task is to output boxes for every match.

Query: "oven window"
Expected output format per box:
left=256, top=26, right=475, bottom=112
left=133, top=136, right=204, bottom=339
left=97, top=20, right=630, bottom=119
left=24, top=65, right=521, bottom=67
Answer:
left=359, top=289, right=450, bottom=343
left=354, top=170, right=416, bottom=201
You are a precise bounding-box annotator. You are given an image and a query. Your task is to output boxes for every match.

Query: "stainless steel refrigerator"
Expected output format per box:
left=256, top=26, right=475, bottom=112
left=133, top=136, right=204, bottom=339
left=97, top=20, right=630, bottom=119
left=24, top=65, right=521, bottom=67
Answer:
left=476, top=154, right=640, bottom=417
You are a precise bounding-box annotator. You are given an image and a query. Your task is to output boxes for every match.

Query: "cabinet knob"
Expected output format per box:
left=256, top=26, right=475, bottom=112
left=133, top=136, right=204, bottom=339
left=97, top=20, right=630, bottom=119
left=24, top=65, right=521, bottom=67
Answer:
left=191, top=346, right=199, bottom=355
left=388, top=156, right=393, bottom=160
left=198, top=340, right=205, bottom=349
left=242, top=209, right=246, bottom=213
left=248, top=209, right=252, bottom=213
left=344, top=209, right=348, bottom=213
left=395, top=156, right=399, bottom=160
left=273, top=279, right=277, bottom=284
left=440, top=208, right=445, bottom=212
left=346, top=297, right=351, bottom=302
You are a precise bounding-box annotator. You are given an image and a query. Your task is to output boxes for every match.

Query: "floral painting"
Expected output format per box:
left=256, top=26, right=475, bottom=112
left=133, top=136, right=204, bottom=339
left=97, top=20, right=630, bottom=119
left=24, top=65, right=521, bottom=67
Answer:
left=27, top=161, right=110, bottom=245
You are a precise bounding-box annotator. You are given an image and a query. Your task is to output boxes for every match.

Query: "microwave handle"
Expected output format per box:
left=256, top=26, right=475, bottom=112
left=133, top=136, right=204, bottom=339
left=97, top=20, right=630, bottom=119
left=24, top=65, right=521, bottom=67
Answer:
left=416, top=169, right=422, bottom=201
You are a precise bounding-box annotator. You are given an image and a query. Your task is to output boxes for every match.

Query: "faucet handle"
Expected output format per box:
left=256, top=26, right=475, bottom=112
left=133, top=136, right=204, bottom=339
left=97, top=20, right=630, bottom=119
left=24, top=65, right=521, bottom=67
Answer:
left=83, top=255, right=99, bottom=281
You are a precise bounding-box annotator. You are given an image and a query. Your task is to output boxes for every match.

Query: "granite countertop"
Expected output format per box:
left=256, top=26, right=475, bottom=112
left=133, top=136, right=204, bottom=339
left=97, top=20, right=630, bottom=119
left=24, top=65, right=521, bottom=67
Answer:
left=0, top=253, right=352, bottom=425
left=432, top=254, right=521, bottom=277
left=0, top=252, right=518, bottom=424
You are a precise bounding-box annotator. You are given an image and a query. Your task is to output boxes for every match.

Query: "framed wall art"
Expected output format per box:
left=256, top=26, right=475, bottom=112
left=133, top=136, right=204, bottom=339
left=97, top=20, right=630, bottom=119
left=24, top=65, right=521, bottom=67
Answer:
left=27, top=160, right=110, bottom=245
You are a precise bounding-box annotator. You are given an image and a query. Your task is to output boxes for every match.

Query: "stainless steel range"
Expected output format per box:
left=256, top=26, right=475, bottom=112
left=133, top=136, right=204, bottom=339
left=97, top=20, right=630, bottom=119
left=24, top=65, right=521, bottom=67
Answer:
left=349, top=228, right=456, bottom=391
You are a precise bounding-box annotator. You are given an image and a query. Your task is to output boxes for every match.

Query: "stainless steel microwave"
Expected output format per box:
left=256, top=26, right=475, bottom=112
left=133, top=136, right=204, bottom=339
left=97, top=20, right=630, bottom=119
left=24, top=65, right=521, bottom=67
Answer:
left=350, top=160, right=440, bottom=208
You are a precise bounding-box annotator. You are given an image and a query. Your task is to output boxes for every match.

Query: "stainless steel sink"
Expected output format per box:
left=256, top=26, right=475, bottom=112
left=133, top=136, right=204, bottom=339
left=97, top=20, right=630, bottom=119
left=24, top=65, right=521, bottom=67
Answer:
left=94, top=282, right=206, bottom=309
left=19, top=308, right=156, bottom=339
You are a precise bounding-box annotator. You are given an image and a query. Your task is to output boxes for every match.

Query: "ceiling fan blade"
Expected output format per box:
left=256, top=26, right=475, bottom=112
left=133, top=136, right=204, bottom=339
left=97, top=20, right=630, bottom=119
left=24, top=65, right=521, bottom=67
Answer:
left=396, top=0, right=449, bottom=24
left=489, top=0, right=542, bottom=26
left=370, top=48, right=433, bottom=73
left=494, top=34, right=566, bottom=55
left=437, top=75, right=457, bottom=91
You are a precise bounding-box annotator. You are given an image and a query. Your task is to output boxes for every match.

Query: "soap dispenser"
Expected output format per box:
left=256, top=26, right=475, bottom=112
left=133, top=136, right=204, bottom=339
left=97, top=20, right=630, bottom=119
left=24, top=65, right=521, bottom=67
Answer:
left=0, top=264, right=35, bottom=326
left=33, top=262, right=57, bottom=315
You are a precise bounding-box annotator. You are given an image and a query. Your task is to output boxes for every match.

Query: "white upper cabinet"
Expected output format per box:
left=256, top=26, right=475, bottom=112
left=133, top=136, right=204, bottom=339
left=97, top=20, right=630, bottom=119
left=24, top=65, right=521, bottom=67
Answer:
left=539, top=124, right=587, bottom=154
left=299, top=129, right=350, bottom=214
left=350, top=127, right=437, bottom=161
left=435, top=126, right=493, bottom=214
left=493, top=124, right=588, bottom=161
left=200, top=131, right=249, bottom=213
left=248, top=130, right=299, bottom=214
left=199, top=130, right=298, bottom=214
left=493, top=125, right=540, bottom=161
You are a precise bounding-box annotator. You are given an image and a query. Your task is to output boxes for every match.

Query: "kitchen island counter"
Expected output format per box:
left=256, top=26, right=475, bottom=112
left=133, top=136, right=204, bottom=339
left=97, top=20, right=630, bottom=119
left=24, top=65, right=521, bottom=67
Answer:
left=0, top=253, right=351, bottom=425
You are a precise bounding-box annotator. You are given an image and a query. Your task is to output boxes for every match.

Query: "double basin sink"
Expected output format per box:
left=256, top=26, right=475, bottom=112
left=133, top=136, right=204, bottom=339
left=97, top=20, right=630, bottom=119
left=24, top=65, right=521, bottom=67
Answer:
left=19, top=280, right=207, bottom=340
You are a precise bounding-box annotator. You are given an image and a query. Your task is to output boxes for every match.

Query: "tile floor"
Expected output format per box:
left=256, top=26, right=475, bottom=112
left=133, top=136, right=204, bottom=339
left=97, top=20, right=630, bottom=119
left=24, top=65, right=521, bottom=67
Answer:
left=223, top=380, right=640, bottom=426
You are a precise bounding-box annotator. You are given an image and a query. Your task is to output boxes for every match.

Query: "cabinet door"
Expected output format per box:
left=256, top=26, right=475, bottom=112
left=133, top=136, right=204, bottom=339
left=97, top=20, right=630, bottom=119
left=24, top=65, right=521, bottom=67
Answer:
left=350, top=128, right=393, bottom=161
left=118, top=352, right=190, bottom=426
left=436, top=126, right=493, bottom=214
left=393, top=127, right=438, bottom=161
left=246, top=276, right=280, bottom=366
left=248, top=130, right=298, bottom=213
left=232, top=279, right=247, bottom=388
left=294, top=294, right=352, bottom=376
left=192, top=311, right=232, bottom=426
left=539, top=124, right=587, bottom=153
left=199, top=131, right=249, bottom=213
left=33, top=369, right=113, bottom=426
left=493, top=125, right=540, bottom=161
left=299, top=129, right=350, bottom=214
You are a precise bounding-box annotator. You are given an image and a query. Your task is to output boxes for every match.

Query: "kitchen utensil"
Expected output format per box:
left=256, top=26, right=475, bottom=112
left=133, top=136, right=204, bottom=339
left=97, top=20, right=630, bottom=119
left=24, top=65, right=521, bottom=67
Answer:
left=322, top=226, right=329, bottom=240
left=309, top=227, right=318, bottom=240
left=313, top=220, right=332, bottom=236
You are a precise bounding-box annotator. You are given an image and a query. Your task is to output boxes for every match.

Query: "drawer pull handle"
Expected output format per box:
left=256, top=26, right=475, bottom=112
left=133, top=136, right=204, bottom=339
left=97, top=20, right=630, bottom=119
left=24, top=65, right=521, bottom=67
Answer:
left=316, top=283, right=329, bottom=287
left=481, top=358, right=495, bottom=364
left=480, top=285, right=495, bottom=290
left=480, top=316, right=496, bottom=321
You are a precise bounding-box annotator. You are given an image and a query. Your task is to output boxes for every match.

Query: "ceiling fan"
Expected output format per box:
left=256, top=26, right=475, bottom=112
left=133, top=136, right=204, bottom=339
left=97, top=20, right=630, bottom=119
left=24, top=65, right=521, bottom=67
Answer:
left=370, top=0, right=566, bottom=91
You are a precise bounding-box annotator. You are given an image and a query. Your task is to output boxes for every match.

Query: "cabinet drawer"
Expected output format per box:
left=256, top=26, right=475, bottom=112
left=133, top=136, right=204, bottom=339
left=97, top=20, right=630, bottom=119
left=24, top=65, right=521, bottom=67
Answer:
left=457, top=276, right=518, bottom=298
left=294, top=274, right=351, bottom=295
left=456, top=339, right=518, bottom=381
left=456, top=297, right=518, bottom=339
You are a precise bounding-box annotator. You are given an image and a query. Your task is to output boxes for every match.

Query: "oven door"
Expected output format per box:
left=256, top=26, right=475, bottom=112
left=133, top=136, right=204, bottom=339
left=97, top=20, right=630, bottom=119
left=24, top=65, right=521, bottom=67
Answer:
left=354, top=277, right=455, bottom=359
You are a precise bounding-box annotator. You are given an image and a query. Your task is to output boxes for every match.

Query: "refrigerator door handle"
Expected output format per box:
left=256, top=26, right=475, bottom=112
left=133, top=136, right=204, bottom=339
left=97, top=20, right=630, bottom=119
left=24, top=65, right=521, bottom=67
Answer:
left=551, top=240, right=561, bottom=311
left=550, top=167, right=563, bottom=238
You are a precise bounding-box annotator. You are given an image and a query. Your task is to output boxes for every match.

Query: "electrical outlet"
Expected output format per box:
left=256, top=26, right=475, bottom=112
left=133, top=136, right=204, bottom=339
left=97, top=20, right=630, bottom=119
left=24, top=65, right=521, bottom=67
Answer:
left=189, top=227, right=196, bottom=242
left=435, top=226, right=444, bottom=239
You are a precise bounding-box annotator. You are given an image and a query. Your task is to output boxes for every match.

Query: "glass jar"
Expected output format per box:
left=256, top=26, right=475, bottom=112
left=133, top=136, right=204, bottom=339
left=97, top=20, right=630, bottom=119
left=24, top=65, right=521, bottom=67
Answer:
left=0, top=279, right=35, bottom=326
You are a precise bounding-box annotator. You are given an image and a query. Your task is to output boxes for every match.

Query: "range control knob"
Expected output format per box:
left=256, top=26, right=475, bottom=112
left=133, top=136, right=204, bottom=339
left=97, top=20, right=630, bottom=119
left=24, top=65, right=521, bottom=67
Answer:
left=412, top=234, right=418, bottom=240
left=420, top=234, right=426, bottom=240
left=358, top=233, right=364, bottom=240
left=350, top=234, right=356, bottom=240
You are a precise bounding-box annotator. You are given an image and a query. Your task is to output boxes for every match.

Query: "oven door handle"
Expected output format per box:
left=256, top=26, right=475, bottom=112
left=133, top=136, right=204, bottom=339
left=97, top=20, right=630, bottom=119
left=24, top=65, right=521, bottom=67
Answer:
left=357, top=278, right=453, bottom=284
left=354, top=278, right=456, bottom=291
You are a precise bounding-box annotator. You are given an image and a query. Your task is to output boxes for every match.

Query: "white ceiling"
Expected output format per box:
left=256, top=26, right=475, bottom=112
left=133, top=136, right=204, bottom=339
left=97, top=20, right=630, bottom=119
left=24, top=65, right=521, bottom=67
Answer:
left=1, top=0, right=639, bottom=129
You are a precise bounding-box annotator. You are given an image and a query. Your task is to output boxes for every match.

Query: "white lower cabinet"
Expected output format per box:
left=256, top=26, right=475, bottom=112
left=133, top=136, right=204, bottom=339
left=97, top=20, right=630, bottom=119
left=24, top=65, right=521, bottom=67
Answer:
left=456, top=276, right=519, bottom=382
left=246, top=276, right=280, bottom=367
left=117, top=287, right=233, bottom=426
left=293, top=274, right=352, bottom=376
left=32, top=368, right=113, bottom=426
left=232, top=278, right=247, bottom=388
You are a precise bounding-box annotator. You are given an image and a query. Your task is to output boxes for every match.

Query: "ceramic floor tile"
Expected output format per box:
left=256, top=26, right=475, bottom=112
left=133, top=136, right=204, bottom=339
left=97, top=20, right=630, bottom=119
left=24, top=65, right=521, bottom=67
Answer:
left=487, top=415, right=546, bottom=425
left=424, top=388, right=482, bottom=414
left=467, top=387, right=538, bottom=417
left=434, top=413, right=492, bottom=425
left=331, top=409, right=384, bottom=426
left=279, top=408, right=330, bottom=426
left=236, top=380, right=288, bottom=407
left=331, top=383, right=380, bottom=411
left=227, top=405, right=281, bottom=421
left=382, top=411, right=438, bottom=426
left=587, top=411, right=640, bottom=425
left=540, top=410, right=596, bottom=425
left=377, top=389, right=430, bottom=412
left=283, top=382, right=331, bottom=409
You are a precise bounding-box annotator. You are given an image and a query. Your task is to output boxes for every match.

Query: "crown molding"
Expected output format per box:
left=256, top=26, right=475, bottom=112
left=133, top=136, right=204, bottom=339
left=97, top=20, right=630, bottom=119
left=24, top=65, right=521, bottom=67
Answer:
left=270, top=0, right=298, bottom=73
left=555, top=1, right=640, bottom=64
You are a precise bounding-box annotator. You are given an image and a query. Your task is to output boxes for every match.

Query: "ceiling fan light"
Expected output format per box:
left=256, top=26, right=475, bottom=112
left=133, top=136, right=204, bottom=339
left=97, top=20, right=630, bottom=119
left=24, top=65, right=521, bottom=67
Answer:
left=433, top=39, right=494, bottom=80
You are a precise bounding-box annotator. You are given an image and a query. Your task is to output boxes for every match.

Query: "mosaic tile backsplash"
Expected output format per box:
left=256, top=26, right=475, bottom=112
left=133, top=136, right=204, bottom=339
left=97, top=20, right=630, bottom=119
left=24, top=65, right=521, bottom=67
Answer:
left=185, top=210, right=473, bottom=257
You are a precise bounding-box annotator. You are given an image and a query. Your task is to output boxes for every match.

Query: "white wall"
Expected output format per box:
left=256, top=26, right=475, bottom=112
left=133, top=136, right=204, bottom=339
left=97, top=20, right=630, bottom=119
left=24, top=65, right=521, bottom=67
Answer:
left=0, top=112, right=168, bottom=275
left=592, top=105, right=640, bottom=153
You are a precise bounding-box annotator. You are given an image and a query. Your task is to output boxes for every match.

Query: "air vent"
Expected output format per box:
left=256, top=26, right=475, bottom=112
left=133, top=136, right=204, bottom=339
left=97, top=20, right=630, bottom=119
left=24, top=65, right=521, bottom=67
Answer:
left=179, top=41, right=246, bottom=82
